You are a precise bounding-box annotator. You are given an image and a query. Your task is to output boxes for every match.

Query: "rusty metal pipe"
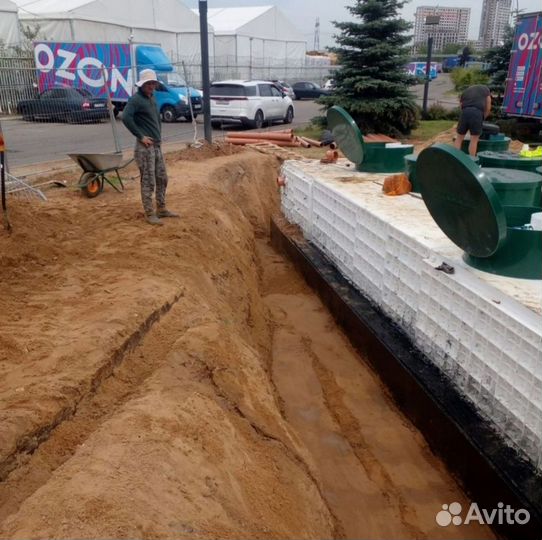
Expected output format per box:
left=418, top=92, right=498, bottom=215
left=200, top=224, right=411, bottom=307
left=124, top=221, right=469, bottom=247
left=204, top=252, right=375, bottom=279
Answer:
left=299, top=136, right=322, bottom=147
left=227, top=132, right=294, bottom=142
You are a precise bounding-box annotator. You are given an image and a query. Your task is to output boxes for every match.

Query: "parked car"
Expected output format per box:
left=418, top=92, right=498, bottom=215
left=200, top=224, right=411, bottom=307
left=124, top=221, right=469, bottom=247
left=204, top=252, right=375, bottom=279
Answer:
left=210, top=80, right=295, bottom=129
left=270, top=79, right=295, bottom=99
left=292, top=81, right=330, bottom=100
left=33, top=42, right=201, bottom=123
left=17, top=88, right=109, bottom=123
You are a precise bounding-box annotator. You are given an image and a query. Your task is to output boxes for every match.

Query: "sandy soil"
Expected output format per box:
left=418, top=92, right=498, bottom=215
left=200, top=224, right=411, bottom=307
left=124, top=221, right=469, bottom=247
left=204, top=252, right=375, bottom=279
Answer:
left=0, top=147, right=493, bottom=539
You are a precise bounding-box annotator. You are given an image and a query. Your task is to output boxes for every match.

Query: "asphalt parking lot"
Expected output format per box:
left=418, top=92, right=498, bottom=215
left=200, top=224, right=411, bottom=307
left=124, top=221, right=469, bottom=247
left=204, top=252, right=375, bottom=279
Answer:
left=3, top=100, right=323, bottom=168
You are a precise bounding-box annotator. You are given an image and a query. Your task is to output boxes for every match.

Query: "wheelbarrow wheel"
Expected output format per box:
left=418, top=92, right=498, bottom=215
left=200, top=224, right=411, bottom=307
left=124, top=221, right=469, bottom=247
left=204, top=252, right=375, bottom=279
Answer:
left=80, top=172, right=103, bottom=198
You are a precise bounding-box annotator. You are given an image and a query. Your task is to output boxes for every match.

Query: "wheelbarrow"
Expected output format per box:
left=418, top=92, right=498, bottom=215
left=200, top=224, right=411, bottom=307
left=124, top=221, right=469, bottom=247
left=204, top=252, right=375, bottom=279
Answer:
left=68, top=152, right=133, bottom=198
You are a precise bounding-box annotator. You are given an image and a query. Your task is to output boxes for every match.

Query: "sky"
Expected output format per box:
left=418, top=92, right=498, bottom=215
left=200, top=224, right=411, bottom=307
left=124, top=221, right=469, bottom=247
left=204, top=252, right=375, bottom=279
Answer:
left=185, top=0, right=541, bottom=48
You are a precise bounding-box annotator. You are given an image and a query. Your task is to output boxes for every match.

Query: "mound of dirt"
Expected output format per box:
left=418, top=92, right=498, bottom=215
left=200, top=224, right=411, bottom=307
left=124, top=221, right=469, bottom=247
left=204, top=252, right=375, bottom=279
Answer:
left=170, top=141, right=246, bottom=162
left=0, top=150, right=493, bottom=540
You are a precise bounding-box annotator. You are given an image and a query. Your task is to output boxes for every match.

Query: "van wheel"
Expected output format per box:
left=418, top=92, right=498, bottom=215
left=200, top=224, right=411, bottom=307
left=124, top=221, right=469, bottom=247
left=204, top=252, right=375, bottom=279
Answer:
left=161, top=105, right=177, bottom=123
left=283, top=106, right=294, bottom=124
left=211, top=120, right=222, bottom=129
left=185, top=113, right=198, bottom=122
left=252, top=110, right=264, bottom=129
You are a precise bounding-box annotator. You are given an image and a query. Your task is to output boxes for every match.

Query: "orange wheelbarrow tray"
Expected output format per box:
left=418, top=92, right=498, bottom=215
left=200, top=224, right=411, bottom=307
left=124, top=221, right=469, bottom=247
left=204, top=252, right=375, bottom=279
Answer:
left=68, top=152, right=134, bottom=198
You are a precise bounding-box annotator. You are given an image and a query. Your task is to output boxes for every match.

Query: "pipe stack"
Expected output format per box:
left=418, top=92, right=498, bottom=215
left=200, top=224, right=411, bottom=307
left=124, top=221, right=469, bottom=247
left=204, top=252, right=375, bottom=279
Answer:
left=224, top=130, right=327, bottom=149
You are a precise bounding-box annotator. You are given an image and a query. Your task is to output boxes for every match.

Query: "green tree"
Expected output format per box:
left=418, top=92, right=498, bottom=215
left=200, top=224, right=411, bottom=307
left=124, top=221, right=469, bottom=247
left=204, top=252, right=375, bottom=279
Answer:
left=416, top=42, right=428, bottom=55
left=484, top=25, right=514, bottom=116
left=450, top=67, right=489, bottom=92
left=459, top=45, right=473, bottom=66
left=319, top=0, right=418, bottom=136
left=12, top=23, right=42, bottom=57
left=441, top=42, right=463, bottom=55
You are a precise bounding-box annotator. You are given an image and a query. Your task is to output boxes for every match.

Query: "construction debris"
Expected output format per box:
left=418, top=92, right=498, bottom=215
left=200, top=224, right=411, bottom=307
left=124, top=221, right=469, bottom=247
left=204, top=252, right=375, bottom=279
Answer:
left=224, top=129, right=334, bottom=150
left=246, top=142, right=305, bottom=160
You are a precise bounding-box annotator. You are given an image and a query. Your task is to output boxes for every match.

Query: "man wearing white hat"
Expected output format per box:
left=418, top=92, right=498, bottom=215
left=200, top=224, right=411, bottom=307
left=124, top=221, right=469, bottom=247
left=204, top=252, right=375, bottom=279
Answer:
left=122, top=68, right=178, bottom=225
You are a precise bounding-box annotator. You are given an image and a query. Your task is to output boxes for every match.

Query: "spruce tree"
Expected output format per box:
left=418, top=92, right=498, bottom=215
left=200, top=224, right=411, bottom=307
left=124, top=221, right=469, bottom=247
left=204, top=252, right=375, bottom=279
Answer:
left=484, top=26, right=514, bottom=116
left=320, top=0, right=418, bottom=136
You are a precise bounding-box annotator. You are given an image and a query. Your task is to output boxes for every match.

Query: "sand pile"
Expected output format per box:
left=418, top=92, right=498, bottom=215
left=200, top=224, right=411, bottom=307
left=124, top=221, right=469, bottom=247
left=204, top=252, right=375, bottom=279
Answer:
left=0, top=148, right=492, bottom=539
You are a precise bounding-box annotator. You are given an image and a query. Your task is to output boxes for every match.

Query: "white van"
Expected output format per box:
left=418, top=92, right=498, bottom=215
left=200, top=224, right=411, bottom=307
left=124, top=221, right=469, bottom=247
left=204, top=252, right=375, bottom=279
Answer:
left=210, top=80, right=295, bottom=129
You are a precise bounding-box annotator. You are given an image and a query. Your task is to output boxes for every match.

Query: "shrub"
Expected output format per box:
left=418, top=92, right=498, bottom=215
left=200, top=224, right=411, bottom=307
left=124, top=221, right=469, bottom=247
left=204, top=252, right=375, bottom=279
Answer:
left=450, top=68, right=490, bottom=93
left=418, top=104, right=460, bottom=121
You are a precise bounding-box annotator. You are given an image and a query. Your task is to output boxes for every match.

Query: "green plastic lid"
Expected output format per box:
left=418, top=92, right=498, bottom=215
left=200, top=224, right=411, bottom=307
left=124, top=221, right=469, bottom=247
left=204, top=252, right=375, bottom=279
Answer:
left=484, top=168, right=542, bottom=189
left=417, top=144, right=507, bottom=258
left=536, top=166, right=542, bottom=175
left=327, top=106, right=364, bottom=165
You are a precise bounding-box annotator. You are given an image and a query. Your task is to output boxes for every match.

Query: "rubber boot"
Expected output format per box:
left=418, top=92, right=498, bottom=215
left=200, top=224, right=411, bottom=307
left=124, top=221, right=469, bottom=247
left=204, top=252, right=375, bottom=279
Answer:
left=145, top=213, right=163, bottom=226
left=157, top=208, right=180, bottom=218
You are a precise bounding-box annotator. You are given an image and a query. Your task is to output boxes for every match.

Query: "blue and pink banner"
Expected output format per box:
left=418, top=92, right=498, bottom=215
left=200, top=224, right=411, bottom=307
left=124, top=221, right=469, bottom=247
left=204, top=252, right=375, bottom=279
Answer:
left=503, top=13, right=542, bottom=119
left=34, top=42, right=134, bottom=100
left=406, top=62, right=438, bottom=80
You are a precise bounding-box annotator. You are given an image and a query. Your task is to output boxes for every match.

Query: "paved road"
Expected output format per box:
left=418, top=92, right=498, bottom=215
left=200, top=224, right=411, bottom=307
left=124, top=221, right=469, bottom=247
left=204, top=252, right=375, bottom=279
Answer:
left=412, top=73, right=459, bottom=110
left=3, top=100, right=323, bottom=168
left=3, top=77, right=457, bottom=169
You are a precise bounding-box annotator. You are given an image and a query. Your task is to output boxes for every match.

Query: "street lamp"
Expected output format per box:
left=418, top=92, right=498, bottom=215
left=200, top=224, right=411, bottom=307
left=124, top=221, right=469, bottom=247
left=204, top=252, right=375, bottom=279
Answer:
left=422, top=14, right=440, bottom=117
left=199, top=0, right=212, bottom=143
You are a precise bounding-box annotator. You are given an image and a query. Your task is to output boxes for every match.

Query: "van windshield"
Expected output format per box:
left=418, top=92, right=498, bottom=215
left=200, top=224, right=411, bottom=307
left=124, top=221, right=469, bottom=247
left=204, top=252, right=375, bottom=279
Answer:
left=211, top=85, right=256, bottom=97
left=158, top=72, right=187, bottom=88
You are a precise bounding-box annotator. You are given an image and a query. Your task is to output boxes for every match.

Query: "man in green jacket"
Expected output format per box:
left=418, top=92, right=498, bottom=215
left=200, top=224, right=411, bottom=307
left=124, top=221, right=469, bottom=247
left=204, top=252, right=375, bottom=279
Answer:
left=122, top=69, right=178, bottom=225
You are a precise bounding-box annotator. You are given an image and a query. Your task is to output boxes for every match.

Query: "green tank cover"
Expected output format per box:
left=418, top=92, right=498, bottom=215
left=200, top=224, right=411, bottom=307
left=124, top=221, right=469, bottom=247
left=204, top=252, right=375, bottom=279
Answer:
left=460, top=137, right=511, bottom=155
left=405, top=153, right=479, bottom=194
left=416, top=144, right=541, bottom=279
left=484, top=168, right=542, bottom=207
left=327, top=106, right=413, bottom=174
left=478, top=151, right=542, bottom=173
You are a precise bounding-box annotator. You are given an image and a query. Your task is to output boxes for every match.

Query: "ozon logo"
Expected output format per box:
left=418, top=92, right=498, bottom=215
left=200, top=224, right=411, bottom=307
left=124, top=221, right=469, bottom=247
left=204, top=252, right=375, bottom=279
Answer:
left=34, top=43, right=132, bottom=94
left=436, top=502, right=531, bottom=527
left=518, top=31, right=541, bottom=51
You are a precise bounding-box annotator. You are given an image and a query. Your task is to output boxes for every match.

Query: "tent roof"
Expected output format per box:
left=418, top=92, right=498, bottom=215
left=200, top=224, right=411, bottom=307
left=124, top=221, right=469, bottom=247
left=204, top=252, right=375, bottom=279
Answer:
left=203, top=6, right=273, bottom=33
left=14, top=0, right=90, bottom=15
left=0, top=0, right=18, bottom=12
left=193, top=5, right=305, bottom=43
left=14, top=0, right=205, bottom=33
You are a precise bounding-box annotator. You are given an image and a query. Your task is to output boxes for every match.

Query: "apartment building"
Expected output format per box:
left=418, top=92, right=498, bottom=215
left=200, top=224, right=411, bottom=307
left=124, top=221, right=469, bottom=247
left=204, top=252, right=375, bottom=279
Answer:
left=413, top=5, right=471, bottom=53
left=478, top=0, right=512, bottom=49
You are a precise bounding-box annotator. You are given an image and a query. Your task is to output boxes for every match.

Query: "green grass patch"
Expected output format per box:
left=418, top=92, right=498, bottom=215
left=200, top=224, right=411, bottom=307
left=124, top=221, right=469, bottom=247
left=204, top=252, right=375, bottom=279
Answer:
left=409, top=120, right=456, bottom=141
left=294, top=124, right=324, bottom=141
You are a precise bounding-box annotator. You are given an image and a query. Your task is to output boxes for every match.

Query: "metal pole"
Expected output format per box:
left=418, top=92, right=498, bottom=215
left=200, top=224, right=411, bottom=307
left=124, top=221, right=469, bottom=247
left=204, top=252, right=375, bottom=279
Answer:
left=182, top=61, right=200, bottom=147
left=422, top=36, right=433, bottom=117
left=102, top=66, right=122, bottom=154
left=199, top=0, right=212, bottom=143
left=249, top=38, right=253, bottom=80
left=0, top=120, right=11, bottom=232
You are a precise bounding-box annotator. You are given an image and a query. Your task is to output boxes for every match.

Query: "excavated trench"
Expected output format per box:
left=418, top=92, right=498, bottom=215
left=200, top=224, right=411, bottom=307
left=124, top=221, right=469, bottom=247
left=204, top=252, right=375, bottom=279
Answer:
left=0, top=148, right=494, bottom=539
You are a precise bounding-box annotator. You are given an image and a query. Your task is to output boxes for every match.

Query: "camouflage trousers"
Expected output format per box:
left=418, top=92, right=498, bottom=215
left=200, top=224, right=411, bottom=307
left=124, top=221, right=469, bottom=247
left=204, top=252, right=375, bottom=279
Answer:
left=134, top=141, right=169, bottom=215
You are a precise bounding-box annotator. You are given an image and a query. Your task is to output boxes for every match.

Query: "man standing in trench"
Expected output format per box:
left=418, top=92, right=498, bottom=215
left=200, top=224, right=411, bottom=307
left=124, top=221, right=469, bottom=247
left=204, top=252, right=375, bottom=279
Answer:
left=454, top=84, right=492, bottom=157
left=122, top=69, right=179, bottom=225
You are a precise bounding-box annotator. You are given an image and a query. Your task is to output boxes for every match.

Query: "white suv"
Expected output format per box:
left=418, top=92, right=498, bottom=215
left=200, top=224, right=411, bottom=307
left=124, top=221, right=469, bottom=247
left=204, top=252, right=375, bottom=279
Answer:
left=210, top=80, right=295, bottom=129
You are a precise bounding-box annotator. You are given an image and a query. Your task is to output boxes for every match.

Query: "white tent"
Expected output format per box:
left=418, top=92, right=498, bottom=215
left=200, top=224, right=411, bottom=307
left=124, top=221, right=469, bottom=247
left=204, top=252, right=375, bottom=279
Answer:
left=202, top=6, right=307, bottom=67
left=14, top=0, right=214, bottom=61
left=0, top=0, right=21, bottom=47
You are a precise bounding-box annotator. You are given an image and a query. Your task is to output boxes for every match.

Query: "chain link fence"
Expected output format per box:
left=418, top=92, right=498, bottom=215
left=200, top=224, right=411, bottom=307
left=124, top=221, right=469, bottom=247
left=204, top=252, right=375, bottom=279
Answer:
left=0, top=55, right=333, bottom=174
left=171, top=54, right=338, bottom=88
left=0, top=56, right=37, bottom=115
left=1, top=54, right=338, bottom=115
